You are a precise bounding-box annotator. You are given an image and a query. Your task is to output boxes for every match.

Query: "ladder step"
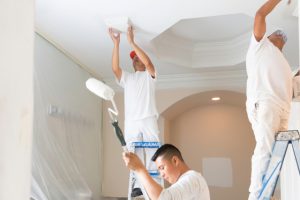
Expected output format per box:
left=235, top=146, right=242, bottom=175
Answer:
left=149, top=171, right=160, bottom=176
left=132, top=142, right=161, bottom=148
left=128, top=141, right=163, bottom=200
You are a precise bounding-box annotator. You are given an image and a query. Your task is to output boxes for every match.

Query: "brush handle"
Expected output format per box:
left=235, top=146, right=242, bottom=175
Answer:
left=112, top=120, right=127, bottom=147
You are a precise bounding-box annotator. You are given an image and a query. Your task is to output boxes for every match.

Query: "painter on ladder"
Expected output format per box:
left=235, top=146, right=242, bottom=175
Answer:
left=108, top=25, right=160, bottom=197
left=245, top=0, right=294, bottom=199
left=123, top=144, right=210, bottom=200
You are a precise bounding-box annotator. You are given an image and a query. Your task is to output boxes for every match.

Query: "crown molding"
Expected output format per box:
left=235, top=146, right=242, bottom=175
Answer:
left=191, top=31, right=251, bottom=67
left=151, top=13, right=253, bottom=69
left=152, top=29, right=251, bottom=68
left=103, top=67, right=247, bottom=92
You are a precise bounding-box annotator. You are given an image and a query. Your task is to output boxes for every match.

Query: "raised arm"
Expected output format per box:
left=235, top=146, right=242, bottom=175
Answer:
left=108, top=28, right=122, bottom=81
left=123, top=152, right=163, bottom=200
left=253, top=0, right=282, bottom=42
left=127, top=26, right=156, bottom=78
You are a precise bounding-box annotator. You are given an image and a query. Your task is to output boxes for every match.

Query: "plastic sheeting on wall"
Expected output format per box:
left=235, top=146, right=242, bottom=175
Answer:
left=31, top=34, right=103, bottom=200
left=31, top=72, right=93, bottom=200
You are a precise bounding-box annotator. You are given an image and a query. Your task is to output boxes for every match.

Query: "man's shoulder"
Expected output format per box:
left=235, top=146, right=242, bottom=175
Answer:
left=184, top=170, right=201, bottom=176
left=179, top=170, right=204, bottom=183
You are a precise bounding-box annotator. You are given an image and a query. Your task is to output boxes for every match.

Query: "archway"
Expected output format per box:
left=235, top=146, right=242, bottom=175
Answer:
left=160, top=90, right=254, bottom=200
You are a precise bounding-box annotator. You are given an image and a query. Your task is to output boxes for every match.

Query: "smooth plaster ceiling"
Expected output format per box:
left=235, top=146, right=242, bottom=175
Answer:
left=168, top=14, right=253, bottom=42
left=35, top=0, right=299, bottom=89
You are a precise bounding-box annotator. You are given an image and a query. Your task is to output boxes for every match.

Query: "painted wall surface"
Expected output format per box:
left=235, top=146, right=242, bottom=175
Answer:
left=280, top=7, right=300, bottom=200
left=34, top=34, right=102, bottom=200
left=280, top=98, right=300, bottom=199
left=285, top=7, right=300, bottom=198
left=168, top=104, right=254, bottom=200
left=0, top=1, right=34, bottom=199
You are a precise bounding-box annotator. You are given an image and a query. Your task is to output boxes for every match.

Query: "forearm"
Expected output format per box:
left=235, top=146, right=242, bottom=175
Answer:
left=130, top=42, right=155, bottom=76
left=112, top=44, right=122, bottom=80
left=136, top=168, right=163, bottom=200
left=256, top=0, right=281, bottom=17
left=130, top=42, right=150, bottom=65
left=254, top=0, right=282, bottom=41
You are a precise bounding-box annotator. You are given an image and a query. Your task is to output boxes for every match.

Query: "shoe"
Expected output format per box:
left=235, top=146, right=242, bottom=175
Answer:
left=131, top=188, right=143, bottom=197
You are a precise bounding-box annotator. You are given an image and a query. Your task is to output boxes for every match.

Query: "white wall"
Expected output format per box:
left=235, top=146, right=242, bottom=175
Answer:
left=0, top=1, right=34, bottom=200
left=281, top=102, right=300, bottom=200
left=168, top=103, right=253, bottom=200
left=33, top=34, right=102, bottom=200
left=280, top=6, right=300, bottom=200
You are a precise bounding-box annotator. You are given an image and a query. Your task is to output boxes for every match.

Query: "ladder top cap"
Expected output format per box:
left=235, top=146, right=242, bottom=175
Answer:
left=276, top=130, right=300, bottom=141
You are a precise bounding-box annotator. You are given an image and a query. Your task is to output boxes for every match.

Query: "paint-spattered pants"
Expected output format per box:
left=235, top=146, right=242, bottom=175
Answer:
left=247, top=101, right=290, bottom=200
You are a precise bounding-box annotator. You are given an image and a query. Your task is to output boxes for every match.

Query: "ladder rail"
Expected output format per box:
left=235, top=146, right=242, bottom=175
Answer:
left=259, top=141, right=289, bottom=199
left=291, top=140, right=300, bottom=174
left=128, top=141, right=163, bottom=200
left=258, top=130, right=300, bottom=200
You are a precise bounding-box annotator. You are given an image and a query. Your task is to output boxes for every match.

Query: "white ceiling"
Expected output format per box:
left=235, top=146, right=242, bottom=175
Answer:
left=168, top=14, right=253, bottom=42
left=35, top=0, right=299, bottom=89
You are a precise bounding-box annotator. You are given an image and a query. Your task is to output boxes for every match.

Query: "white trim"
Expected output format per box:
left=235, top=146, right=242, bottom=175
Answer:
left=151, top=14, right=252, bottom=69
left=103, top=68, right=247, bottom=91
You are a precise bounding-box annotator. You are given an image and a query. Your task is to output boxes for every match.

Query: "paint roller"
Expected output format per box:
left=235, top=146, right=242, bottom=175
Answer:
left=86, top=78, right=127, bottom=151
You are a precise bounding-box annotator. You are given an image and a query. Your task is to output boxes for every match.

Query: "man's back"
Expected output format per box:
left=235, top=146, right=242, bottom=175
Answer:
left=246, top=34, right=293, bottom=110
left=118, top=70, right=158, bottom=121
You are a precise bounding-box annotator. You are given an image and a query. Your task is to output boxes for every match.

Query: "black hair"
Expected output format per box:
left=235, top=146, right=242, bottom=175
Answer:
left=151, top=144, right=184, bottom=162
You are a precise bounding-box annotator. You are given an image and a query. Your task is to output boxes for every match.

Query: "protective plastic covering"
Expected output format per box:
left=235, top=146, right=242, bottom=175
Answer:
left=31, top=72, right=95, bottom=199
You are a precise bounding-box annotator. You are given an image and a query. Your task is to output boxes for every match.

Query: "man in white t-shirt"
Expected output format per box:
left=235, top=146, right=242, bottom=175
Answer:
left=123, top=144, right=210, bottom=200
left=246, top=1, right=293, bottom=199
left=108, top=26, right=160, bottom=197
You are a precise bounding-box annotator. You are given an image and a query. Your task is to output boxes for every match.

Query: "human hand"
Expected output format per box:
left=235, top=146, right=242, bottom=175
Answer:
left=108, top=28, right=120, bottom=45
left=287, top=0, right=291, bottom=5
left=127, top=26, right=134, bottom=45
left=122, top=151, right=144, bottom=172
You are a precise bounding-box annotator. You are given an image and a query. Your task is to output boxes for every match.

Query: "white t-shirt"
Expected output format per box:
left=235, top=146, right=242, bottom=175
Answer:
left=246, top=34, right=293, bottom=111
left=158, top=170, right=210, bottom=200
left=118, top=70, right=158, bottom=121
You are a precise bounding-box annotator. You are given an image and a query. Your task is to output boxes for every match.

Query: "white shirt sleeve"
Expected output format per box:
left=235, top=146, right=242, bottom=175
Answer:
left=249, top=33, right=267, bottom=53
left=145, top=69, right=157, bottom=82
left=117, top=70, right=129, bottom=88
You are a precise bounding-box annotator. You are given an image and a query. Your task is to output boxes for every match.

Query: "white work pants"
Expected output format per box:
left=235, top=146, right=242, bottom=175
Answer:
left=125, top=116, right=160, bottom=174
left=247, top=101, right=290, bottom=200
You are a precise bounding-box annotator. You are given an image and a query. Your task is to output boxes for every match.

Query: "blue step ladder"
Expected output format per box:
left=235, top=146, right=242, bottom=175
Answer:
left=128, top=141, right=163, bottom=200
left=258, top=130, right=300, bottom=200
